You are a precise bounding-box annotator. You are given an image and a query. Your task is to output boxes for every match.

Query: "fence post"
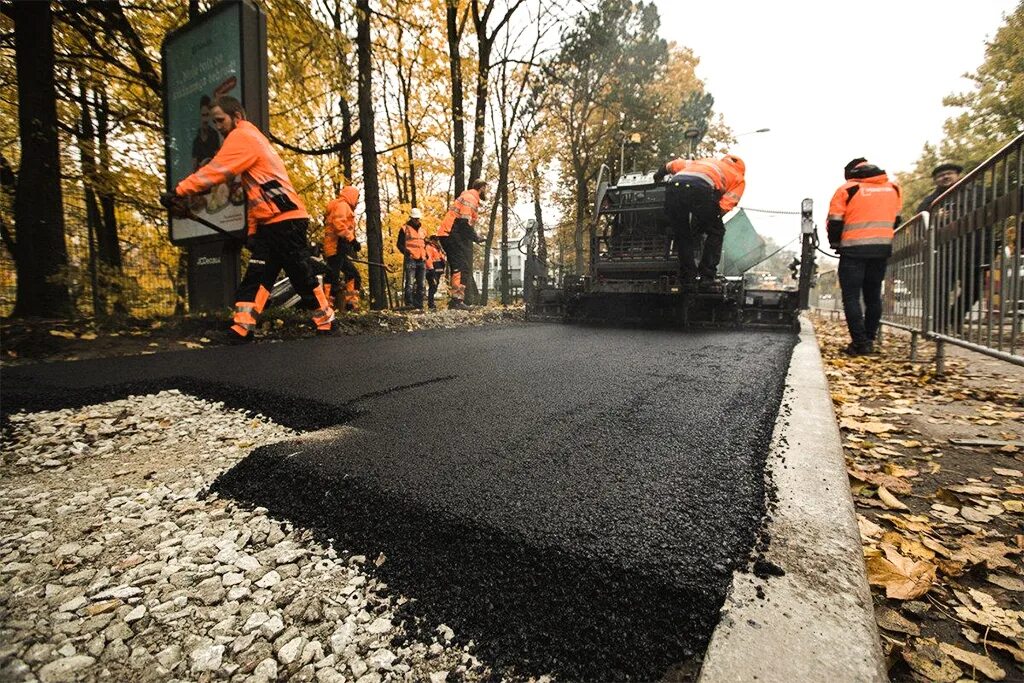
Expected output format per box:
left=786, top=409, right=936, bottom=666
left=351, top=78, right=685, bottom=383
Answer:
left=910, top=331, right=918, bottom=361
left=936, top=339, right=946, bottom=377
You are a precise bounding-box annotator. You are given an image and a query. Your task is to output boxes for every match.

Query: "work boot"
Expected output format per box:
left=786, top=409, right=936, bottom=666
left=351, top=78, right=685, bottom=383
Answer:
left=223, top=328, right=254, bottom=345
left=316, top=320, right=340, bottom=337
left=449, top=300, right=470, bottom=311
left=841, top=342, right=872, bottom=357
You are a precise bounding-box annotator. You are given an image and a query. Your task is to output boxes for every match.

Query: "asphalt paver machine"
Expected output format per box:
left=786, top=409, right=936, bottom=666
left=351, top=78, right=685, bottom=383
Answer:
left=527, top=167, right=804, bottom=329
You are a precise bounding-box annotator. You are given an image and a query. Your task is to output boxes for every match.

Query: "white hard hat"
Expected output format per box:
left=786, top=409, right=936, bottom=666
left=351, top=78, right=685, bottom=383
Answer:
left=410, top=208, right=422, bottom=219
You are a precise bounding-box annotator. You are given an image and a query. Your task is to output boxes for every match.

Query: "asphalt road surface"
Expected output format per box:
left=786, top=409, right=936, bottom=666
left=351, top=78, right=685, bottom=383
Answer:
left=2, top=323, right=796, bottom=680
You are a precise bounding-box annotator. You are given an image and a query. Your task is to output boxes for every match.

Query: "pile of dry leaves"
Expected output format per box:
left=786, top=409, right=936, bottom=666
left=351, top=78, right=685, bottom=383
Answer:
left=816, top=318, right=1024, bottom=681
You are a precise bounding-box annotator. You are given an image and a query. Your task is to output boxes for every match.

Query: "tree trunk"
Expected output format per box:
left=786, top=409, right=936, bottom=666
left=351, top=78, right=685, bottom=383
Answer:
left=531, top=164, right=546, bottom=270
left=468, top=37, right=490, bottom=184
left=9, top=1, right=71, bottom=318
left=498, top=148, right=510, bottom=305
left=77, top=81, right=104, bottom=316
left=340, top=96, right=353, bottom=183
left=574, top=171, right=586, bottom=275
left=446, top=0, right=466, bottom=195
left=480, top=193, right=499, bottom=304
left=356, top=0, right=386, bottom=310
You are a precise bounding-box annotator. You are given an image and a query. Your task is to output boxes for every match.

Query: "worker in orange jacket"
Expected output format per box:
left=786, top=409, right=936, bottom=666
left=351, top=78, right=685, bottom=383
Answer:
left=397, top=208, right=427, bottom=309
left=654, top=154, right=746, bottom=288
left=162, top=95, right=334, bottom=341
left=424, top=236, right=446, bottom=310
left=827, top=158, right=903, bottom=356
left=436, top=179, right=487, bottom=310
left=324, top=185, right=362, bottom=312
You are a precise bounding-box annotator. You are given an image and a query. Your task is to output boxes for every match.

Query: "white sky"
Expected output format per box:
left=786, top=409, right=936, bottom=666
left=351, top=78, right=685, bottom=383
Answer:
left=653, top=0, right=1016, bottom=254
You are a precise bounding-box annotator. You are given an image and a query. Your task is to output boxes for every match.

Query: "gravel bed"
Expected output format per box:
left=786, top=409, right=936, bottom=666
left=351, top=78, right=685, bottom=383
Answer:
left=0, top=391, right=508, bottom=682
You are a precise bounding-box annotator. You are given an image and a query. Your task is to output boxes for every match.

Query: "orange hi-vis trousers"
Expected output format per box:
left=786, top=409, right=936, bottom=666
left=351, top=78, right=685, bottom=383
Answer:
left=231, top=218, right=335, bottom=337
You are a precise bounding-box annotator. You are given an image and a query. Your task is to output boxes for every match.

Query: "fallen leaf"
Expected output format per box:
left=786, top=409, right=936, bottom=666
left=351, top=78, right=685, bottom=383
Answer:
left=885, top=463, right=919, bottom=478
left=961, top=506, right=993, bottom=523
left=1004, top=500, right=1023, bottom=513
left=875, top=606, right=920, bottom=635
left=938, top=643, right=1005, bottom=680
left=994, top=467, right=1023, bottom=477
left=987, top=640, right=1024, bottom=664
left=901, top=638, right=962, bottom=682
left=858, top=515, right=884, bottom=541
left=987, top=574, right=1024, bottom=592
left=953, top=588, right=1024, bottom=642
left=49, top=330, right=76, bottom=339
left=881, top=532, right=936, bottom=561
left=849, top=469, right=913, bottom=495
left=883, top=514, right=933, bottom=533
left=1000, top=444, right=1019, bottom=453
left=1008, top=485, right=1024, bottom=495
left=947, top=483, right=1002, bottom=496
left=841, top=418, right=900, bottom=434
left=866, top=543, right=937, bottom=600
left=896, top=439, right=922, bottom=448
left=878, top=486, right=910, bottom=510
left=200, top=337, right=212, bottom=343
left=79, top=332, right=97, bottom=340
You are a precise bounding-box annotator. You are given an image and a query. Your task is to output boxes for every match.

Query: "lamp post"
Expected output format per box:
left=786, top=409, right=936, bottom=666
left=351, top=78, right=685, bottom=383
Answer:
left=684, top=128, right=701, bottom=158
left=735, top=127, right=771, bottom=138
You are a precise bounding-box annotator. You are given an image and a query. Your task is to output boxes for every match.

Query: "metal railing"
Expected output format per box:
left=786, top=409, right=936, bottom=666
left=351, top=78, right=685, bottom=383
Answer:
left=881, top=131, right=1024, bottom=372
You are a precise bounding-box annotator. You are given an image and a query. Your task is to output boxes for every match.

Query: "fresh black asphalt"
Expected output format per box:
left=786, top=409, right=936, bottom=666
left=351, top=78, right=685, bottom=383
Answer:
left=1, top=323, right=796, bottom=680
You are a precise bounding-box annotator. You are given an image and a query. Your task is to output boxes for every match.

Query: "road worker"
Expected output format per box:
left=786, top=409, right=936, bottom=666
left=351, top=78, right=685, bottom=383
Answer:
left=397, top=208, right=427, bottom=309
left=654, top=154, right=745, bottom=288
left=324, top=185, right=362, bottom=312
left=436, top=179, right=487, bottom=310
left=424, top=236, right=446, bottom=310
left=161, top=95, right=334, bottom=341
left=827, top=158, right=903, bottom=356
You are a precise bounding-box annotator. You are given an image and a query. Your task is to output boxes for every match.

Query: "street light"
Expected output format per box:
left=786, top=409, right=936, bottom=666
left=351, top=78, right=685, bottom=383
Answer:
left=735, top=127, right=771, bottom=138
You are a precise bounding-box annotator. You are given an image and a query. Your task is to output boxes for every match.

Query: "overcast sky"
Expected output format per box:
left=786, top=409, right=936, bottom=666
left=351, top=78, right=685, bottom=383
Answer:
left=652, top=0, right=1017, bottom=252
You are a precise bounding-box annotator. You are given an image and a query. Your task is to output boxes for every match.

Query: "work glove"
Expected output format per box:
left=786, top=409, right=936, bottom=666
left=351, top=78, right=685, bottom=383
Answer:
left=352, top=239, right=361, bottom=253
left=159, top=192, right=190, bottom=218
left=653, top=167, right=668, bottom=183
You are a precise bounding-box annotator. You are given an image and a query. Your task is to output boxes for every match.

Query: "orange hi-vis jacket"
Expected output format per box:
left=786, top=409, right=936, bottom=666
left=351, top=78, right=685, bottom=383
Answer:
left=176, top=120, right=307, bottom=236
left=324, top=186, right=359, bottom=257
left=425, top=242, right=445, bottom=269
left=436, top=189, right=481, bottom=237
left=665, top=157, right=746, bottom=213
left=400, top=223, right=426, bottom=260
left=828, top=171, right=902, bottom=255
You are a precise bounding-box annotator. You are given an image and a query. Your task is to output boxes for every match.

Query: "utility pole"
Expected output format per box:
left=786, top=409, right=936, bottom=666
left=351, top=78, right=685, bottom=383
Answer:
left=798, top=198, right=815, bottom=309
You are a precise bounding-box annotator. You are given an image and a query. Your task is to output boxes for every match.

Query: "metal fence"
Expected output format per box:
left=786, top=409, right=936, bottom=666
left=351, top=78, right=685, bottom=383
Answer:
left=881, top=131, right=1024, bottom=371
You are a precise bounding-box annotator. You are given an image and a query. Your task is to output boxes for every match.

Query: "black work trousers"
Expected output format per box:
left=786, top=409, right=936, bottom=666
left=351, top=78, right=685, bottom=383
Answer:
left=238, top=218, right=321, bottom=310
left=404, top=257, right=425, bottom=308
left=664, top=179, right=724, bottom=280
left=426, top=270, right=441, bottom=308
left=838, top=255, right=888, bottom=346
left=325, top=244, right=362, bottom=292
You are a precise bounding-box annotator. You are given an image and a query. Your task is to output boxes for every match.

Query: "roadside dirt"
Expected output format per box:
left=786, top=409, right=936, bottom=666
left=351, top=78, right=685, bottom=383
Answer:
left=0, top=306, right=524, bottom=367
left=815, top=317, right=1024, bottom=682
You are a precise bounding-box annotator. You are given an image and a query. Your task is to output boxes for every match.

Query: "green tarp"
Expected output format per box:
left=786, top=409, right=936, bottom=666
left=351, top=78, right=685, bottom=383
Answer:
left=721, top=209, right=766, bottom=275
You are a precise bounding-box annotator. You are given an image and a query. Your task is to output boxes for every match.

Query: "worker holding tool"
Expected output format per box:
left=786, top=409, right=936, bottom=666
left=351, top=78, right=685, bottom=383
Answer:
left=397, top=208, right=427, bottom=309
left=436, top=179, right=487, bottom=310
left=654, top=154, right=746, bottom=289
left=424, top=236, right=446, bottom=310
left=827, top=158, right=902, bottom=356
left=161, top=95, right=335, bottom=341
left=324, top=185, right=362, bottom=312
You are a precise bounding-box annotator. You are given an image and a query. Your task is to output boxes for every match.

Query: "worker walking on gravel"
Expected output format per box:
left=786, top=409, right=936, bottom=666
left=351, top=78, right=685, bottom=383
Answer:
left=324, top=185, right=362, bottom=313
left=424, top=236, right=446, bottom=310
left=162, top=95, right=334, bottom=341
left=827, top=158, right=903, bottom=356
left=436, top=179, right=487, bottom=310
left=654, top=154, right=746, bottom=289
left=397, top=208, right=427, bottom=310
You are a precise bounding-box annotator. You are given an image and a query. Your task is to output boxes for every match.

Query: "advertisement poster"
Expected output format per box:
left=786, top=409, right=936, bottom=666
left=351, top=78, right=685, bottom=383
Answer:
left=165, top=6, right=246, bottom=242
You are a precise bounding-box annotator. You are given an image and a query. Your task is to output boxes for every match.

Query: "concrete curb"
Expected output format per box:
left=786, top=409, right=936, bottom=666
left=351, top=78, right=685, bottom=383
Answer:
left=699, top=315, right=886, bottom=682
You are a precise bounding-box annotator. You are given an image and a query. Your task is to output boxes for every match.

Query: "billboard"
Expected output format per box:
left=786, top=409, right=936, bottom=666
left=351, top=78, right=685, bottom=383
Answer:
left=162, top=1, right=266, bottom=245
